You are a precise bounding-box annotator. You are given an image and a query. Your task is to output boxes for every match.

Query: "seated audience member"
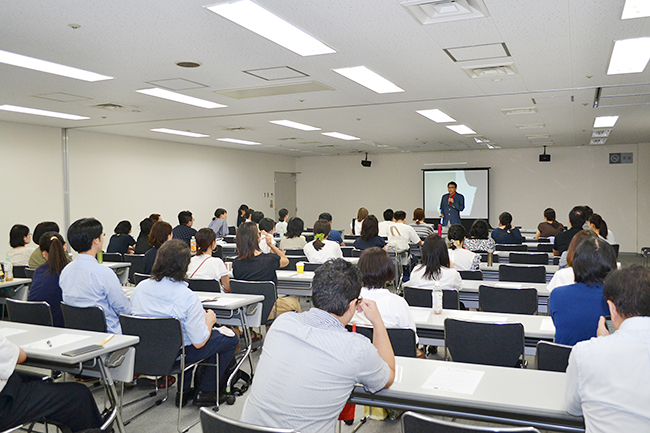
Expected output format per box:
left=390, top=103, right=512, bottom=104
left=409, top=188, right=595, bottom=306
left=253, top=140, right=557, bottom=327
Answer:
left=0, top=335, right=103, bottom=432
left=548, top=230, right=597, bottom=291
left=144, top=221, right=173, bottom=274
left=319, top=212, right=345, bottom=246
left=134, top=217, right=154, bottom=254
left=582, top=205, right=594, bottom=230
left=353, top=215, right=386, bottom=251
left=258, top=218, right=277, bottom=254
left=447, top=224, right=480, bottom=271
left=233, top=222, right=300, bottom=317
left=536, top=207, right=565, bottom=239
left=554, top=206, right=586, bottom=256
left=131, top=239, right=239, bottom=407
left=490, top=212, right=523, bottom=244
left=388, top=210, right=422, bottom=247
left=548, top=237, right=617, bottom=345
left=275, top=208, right=289, bottom=238
left=236, top=204, right=249, bottom=227
left=149, top=213, right=162, bottom=222
left=463, top=219, right=496, bottom=253
left=106, top=220, right=136, bottom=255
left=28, top=221, right=61, bottom=269
left=304, top=220, right=343, bottom=263
left=278, top=217, right=307, bottom=250
left=410, top=207, right=434, bottom=240
left=350, top=207, right=368, bottom=236
left=59, top=218, right=131, bottom=334
left=172, top=210, right=197, bottom=247
left=565, top=266, right=650, bottom=432
left=240, top=259, right=394, bottom=433
left=6, top=224, right=34, bottom=266
left=186, top=228, right=230, bottom=292
left=378, top=208, right=395, bottom=237
left=408, top=234, right=462, bottom=290
left=208, top=208, right=229, bottom=239
left=589, top=213, right=617, bottom=245
left=28, top=232, right=68, bottom=327
left=251, top=211, right=265, bottom=225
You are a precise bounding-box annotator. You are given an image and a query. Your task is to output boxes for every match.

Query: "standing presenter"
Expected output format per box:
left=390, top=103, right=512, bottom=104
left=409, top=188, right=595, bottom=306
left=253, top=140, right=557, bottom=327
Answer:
left=439, top=181, right=465, bottom=226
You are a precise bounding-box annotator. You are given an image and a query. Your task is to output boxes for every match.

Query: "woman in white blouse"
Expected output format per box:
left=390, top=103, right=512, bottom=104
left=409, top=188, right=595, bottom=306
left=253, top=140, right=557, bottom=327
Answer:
left=408, top=234, right=462, bottom=290
left=304, top=219, right=343, bottom=264
left=186, top=228, right=230, bottom=292
left=447, top=224, right=480, bottom=271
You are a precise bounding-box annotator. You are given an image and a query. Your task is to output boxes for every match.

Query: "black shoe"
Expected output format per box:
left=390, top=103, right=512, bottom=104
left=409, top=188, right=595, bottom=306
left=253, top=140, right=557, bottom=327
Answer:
left=175, top=389, right=194, bottom=407
left=193, top=391, right=218, bottom=406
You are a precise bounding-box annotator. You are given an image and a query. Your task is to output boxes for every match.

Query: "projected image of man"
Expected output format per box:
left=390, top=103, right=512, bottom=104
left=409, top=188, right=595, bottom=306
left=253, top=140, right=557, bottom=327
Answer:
left=440, top=181, right=465, bottom=226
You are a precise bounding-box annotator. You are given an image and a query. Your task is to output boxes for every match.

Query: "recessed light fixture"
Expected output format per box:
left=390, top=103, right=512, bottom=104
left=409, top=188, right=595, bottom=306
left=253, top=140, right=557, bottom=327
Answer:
left=0, top=104, right=89, bottom=120
left=592, top=129, right=612, bottom=138
left=136, top=88, right=226, bottom=109
left=151, top=128, right=209, bottom=138
left=593, top=116, right=619, bottom=128
left=205, top=0, right=336, bottom=57
left=269, top=120, right=321, bottom=131
left=0, top=49, right=113, bottom=82
left=322, top=132, right=361, bottom=141
left=446, top=124, right=477, bottom=135
left=332, top=66, right=404, bottom=94
left=473, top=137, right=490, bottom=143
left=416, top=109, right=456, bottom=123
left=217, top=138, right=261, bottom=145
left=607, top=37, right=650, bottom=75
left=622, top=0, right=650, bottom=19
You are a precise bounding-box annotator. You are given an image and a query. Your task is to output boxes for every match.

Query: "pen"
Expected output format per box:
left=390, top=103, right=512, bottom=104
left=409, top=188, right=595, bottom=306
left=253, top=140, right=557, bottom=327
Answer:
left=99, top=334, right=115, bottom=346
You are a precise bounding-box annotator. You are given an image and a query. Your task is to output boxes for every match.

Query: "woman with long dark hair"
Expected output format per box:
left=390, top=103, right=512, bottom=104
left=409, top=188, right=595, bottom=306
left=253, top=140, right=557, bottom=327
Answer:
left=408, top=234, right=461, bottom=290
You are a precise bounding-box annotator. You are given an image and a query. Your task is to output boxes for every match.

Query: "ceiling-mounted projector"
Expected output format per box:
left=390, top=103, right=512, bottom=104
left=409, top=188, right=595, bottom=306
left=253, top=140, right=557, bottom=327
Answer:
left=361, top=153, right=372, bottom=167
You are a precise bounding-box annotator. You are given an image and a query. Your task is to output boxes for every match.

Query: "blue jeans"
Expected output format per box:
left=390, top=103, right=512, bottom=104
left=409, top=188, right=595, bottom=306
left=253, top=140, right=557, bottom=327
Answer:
left=182, top=330, right=239, bottom=392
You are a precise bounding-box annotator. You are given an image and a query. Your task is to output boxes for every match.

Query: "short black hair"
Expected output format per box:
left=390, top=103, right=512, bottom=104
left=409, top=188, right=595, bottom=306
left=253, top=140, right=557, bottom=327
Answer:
left=259, top=217, right=275, bottom=233
left=9, top=224, right=30, bottom=248
left=448, top=181, right=457, bottom=188
left=251, top=211, right=265, bottom=224
left=383, top=209, right=394, bottom=221
left=358, top=247, right=395, bottom=289
left=286, top=217, right=304, bottom=239
left=139, top=218, right=154, bottom=237
left=278, top=208, right=288, bottom=220
left=67, top=218, right=103, bottom=253
left=151, top=239, right=191, bottom=282
left=178, top=211, right=193, bottom=225
left=544, top=208, right=556, bottom=221
left=318, top=212, right=332, bottom=222
left=394, top=210, right=407, bottom=221
left=311, top=259, right=362, bottom=316
left=469, top=219, right=489, bottom=239
left=214, top=208, right=227, bottom=219
left=114, top=220, right=131, bottom=235
left=603, top=266, right=650, bottom=318
left=33, top=221, right=60, bottom=246
left=499, top=212, right=513, bottom=230
left=572, top=237, right=617, bottom=286
left=568, top=206, right=586, bottom=228
left=447, top=224, right=466, bottom=249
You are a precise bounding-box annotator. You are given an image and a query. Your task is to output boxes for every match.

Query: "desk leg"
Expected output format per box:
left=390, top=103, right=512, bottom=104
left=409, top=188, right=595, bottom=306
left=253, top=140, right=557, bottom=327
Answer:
left=226, top=308, right=254, bottom=393
left=96, top=357, right=126, bottom=433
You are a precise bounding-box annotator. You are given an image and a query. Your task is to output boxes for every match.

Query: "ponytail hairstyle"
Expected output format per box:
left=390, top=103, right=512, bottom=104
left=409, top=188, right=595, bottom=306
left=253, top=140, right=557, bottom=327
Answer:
left=499, top=212, right=513, bottom=231
left=195, top=228, right=216, bottom=256
left=312, top=219, right=331, bottom=251
left=39, top=231, right=68, bottom=276
left=589, top=214, right=608, bottom=239
left=447, top=224, right=466, bottom=250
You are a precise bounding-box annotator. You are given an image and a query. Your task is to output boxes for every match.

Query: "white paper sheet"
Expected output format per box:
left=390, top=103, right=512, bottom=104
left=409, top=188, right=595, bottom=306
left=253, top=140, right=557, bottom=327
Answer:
left=422, top=367, right=485, bottom=395
left=23, top=334, right=90, bottom=350
left=540, top=317, right=555, bottom=331
left=0, top=327, right=27, bottom=337
left=495, top=282, right=524, bottom=288
left=410, top=309, right=432, bottom=322
left=470, top=314, right=508, bottom=323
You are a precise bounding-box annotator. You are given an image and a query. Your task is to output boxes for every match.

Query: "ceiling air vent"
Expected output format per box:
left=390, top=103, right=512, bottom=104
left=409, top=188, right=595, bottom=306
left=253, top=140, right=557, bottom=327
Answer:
left=92, top=103, right=125, bottom=111
left=401, top=0, right=489, bottom=25
left=592, top=130, right=612, bottom=138
left=501, top=107, right=538, bottom=115
left=462, top=63, right=517, bottom=79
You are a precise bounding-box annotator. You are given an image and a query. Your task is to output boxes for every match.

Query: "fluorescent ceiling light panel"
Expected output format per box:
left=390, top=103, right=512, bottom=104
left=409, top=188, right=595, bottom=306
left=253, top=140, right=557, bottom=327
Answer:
left=0, top=104, right=89, bottom=120
left=0, top=49, right=113, bottom=82
left=137, top=88, right=226, bottom=108
left=622, top=0, right=650, bottom=19
left=416, top=109, right=456, bottom=123
left=205, top=0, right=336, bottom=57
left=446, top=124, right=476, bottom=135
left=269, top=120, right=321, bottom=131
left=593, top=116, right=619, bottom=128
left=217, top=138, right=261, bottom=145
left=607, top=38, right=650, bottom=74
left=322, top=132, right=361, bottom=140
left=151, top=128, right=209, bottom=138
left=332, top=66, right=404, bottom=94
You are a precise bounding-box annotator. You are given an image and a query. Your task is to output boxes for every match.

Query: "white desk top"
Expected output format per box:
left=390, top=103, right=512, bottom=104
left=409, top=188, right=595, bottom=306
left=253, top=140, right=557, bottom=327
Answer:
left=101, top=261, right=131, bottom=269
left=195, top=291, right=264, bottom=310
left=480, top=263, right=559, bottom=274
left=0, top=278, right=31, bottom=289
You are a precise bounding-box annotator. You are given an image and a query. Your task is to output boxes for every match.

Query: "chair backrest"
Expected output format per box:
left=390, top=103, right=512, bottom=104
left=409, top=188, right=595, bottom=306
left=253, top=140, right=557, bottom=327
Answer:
left=350, top=326, right=417, bottom=357
left=102, top=252, right=123, bottom=262
left=12, top=265, right=28, bottom=279
left=283, top=249, right=305, bottom=256
left=6, top=299, right=53, bottom=326
left=212, top=245, right=224, bottom=260
left=536, top=341, right=572, bottom=372
left=341, top=246, right=354, bottom=257
left=286, top=255, right=307, bottom=271
left=351, top=249, right=363, bottom=257
left=496, top=244, right=528, bottom=252
left=134, top=273, right=150, bottom=285
left=119, top=315, right=184, bottom=376
left=123, top=253, right=146, bottom=284
left=402, top=411, right=540, bottom=432
left=444, top=318, right=525, bottom=367
left=60, top=302, right=107, bottom=332
left=187, top=278, right=222, bottom=293
left=229, top=279, right=278, bottom=325
left=403, top=286, right=460, bottom=310
left=459, top=270, right=483, bottom=280
left=228, top=226, right=236, bottom=236
left=611, top=244, right=620, bottom=258
left=509, top=253, right=548, bottom=265
left=536, top=238, right=550, bottom=243
left=200, top=407, right=296, bottom=433
left=479, top=252, right=500, bottom=263
left=536, top=243, right=554, bottom=252
left=24, top=267, right=36, bottom=279
left=498, top=265, right=546, bottom=283
left=304, top=262, right=322, bottom=272
left=478, top=285, right=538, bottom=315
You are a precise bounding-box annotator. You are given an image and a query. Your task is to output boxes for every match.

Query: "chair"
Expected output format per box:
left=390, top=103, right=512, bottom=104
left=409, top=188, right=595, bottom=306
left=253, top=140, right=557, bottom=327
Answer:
left=478, top=285, right=538, bottom=315
left=479, top=252, right=500, bottom=263
left=283, top=249, right=305, bottom=256
left=536, top=341, right=572, bottom=372
left=123, top=254, right=146, bottom=284
left=536, top=238, right=550, bottom=243
left=499, top=265, right=546, bottom=284
left=459, top=270, right=483, bottom=280
left=228, top=226, right=236, bottom=236
left=134, top=273, right=150, bottom=285
left=212, top=245, right=224, bottom=260
left=102, top=252, right=123, bottom=262
left=187, top=278, right=222, bottom=293
left=304, top=262, right=322, bottom=272
left=341, top=246, right=354, bottom=257
left=496, top=244, right=528, bottom=252
left=200, top=407, right=297, bottom=433
left=611, top=244, right=620, bottom=258
left=24, top=267, right=35, bottom=279
left=229, top=280, right=278, bottom=325
left=13, top=265, right=27, bottom=279
left=537, top=243, right=554, bottom=252
left=444, top=318, right=526, bottom=368
left=402, top=411, right=540, bottom=433
left=6, top=299, right=53, bottom=326
left=403, top=286, right=460, bottom=310
left=119, top=315, right=207, bottom=432
left=286, top=256, right=307, bottom=271
left=509, top=252, right=548, bottom=265
left=60, top=303, right=107, bottom=332
left=351, top=249, right=363, bottom=257
left=349, top=326, right=417, bottom=357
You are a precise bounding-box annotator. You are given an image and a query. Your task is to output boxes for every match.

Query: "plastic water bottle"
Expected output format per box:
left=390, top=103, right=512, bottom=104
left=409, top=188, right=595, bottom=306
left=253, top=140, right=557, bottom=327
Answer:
left=432, top=282, right=443, bottom=314
left=4, top=258, right=13, bottom=282
left=190, top=236, right=197, bottom=254
left=437, top=224, right=442, bottom=236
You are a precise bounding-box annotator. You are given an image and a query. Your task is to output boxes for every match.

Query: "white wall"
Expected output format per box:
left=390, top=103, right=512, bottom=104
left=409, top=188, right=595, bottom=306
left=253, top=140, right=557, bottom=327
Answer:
left=296, top=143, right=650, bottom=253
